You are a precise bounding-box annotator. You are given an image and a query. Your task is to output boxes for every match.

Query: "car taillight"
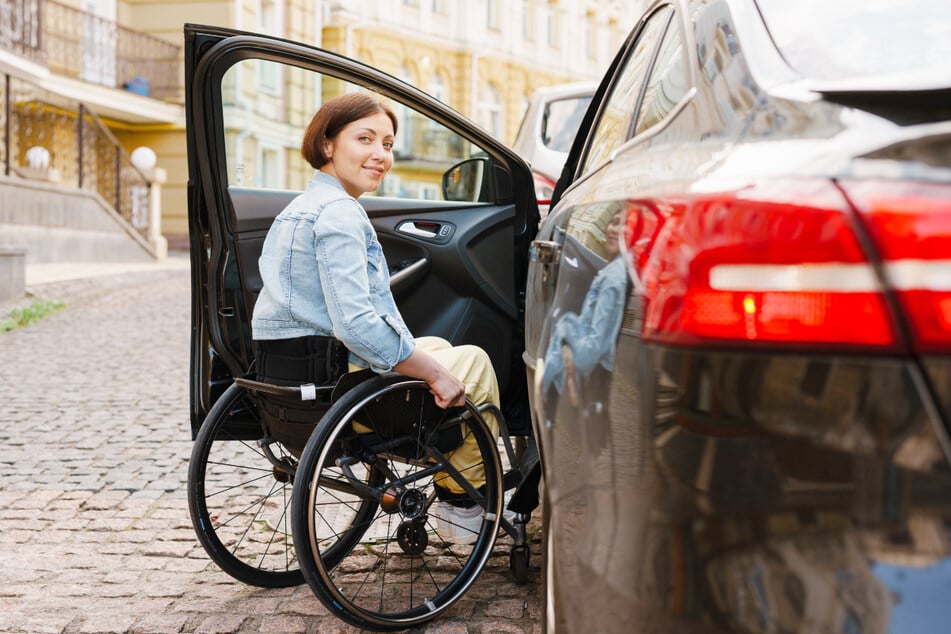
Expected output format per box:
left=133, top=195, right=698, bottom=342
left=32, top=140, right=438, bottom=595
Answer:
left=532, top=171, right=555, bottom=205
left=625, top=181, right=901, bottom=350
left=842, top=180, right=951, bottom=353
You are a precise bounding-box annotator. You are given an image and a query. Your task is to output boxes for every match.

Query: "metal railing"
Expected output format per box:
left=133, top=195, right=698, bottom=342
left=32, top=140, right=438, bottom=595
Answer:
left=0, top=0, right=182, bottom=102
left=0, top=0, right=43, bottom=64
left=1, top=73, right=152, bottom=241
left=79, top=104, right=152, bottom=232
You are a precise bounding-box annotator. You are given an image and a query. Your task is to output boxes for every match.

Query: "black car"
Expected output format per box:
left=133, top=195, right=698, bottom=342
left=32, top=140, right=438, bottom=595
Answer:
left=525, top=0, right=951, bottom=631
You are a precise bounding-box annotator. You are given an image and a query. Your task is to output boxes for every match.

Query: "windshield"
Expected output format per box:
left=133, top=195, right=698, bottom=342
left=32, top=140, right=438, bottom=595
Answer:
left=755, top=0, right=951, bottom=81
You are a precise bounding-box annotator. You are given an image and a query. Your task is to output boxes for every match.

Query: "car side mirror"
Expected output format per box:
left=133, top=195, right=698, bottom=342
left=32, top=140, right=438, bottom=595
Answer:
left=442, top=157, right=488, bottom=202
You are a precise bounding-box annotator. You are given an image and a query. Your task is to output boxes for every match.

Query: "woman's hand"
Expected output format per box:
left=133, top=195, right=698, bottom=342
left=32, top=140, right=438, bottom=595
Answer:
left=394, top=348, right=466, bottom=409
left=427, top=370, right=466, bottom=409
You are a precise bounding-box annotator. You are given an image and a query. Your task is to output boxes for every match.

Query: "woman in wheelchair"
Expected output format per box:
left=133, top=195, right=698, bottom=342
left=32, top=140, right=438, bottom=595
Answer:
left=251, top=92, right=503, bottom=541
left=189, top=92, right=528, bottom=630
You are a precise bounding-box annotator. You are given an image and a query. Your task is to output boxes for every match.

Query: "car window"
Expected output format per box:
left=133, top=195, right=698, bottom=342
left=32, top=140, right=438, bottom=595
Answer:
left=221, top=59, right=481, bottom=201
left=580, top=5, right=672, bottom=175
left=634, top=15, right=688, bottom=135
left=542, top=94, right=592, bottom=152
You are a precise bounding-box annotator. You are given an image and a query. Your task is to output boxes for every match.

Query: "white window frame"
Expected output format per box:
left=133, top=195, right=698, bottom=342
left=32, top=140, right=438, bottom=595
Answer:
left=257, top=143, right=284, bottom=189
left=419, top=183, right=440, bottom=200
left=478, top=81, right=503, bottom=139
left=522, top=0, right=535, bottom=40
left=545, top=1, right=558, bottom=47
left=487, top=0, right=501, bottom=30
left=257, top=0, right=283, bottom=96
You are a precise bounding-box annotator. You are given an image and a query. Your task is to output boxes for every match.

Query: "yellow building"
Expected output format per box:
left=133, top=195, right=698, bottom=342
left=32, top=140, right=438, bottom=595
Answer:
left=0, top=0, right=634, bottom=254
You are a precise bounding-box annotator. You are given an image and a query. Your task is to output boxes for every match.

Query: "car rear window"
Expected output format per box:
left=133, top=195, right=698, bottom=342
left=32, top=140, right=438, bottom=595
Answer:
left=542, top=95, right=592, bottom=152
left=755, top=0, right=951, bottom=81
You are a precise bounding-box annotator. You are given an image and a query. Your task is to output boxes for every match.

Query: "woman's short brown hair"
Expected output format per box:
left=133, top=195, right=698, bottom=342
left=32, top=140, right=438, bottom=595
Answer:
left=301, top=93, right=399, bottom=169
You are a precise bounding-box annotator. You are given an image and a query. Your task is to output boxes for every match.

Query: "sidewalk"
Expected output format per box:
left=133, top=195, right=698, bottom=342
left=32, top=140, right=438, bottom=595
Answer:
left=0, top=258, right=542, bottom=634
left=1, top=254, right=192, bottom=319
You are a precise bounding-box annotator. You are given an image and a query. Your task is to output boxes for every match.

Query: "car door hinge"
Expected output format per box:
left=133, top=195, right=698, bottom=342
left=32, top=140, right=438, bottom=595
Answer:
left=529, top=240, right=561, bottom=265
left=530, top=240, right=562, bottom=284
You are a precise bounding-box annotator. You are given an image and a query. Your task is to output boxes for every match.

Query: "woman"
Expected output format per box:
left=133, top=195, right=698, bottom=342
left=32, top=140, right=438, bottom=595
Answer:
left=251, top=92, right=500, bottom=543
left=542, top=207, right=627, bottom=441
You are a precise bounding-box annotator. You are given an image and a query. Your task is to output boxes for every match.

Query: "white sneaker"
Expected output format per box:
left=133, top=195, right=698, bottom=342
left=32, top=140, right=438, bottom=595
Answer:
left=434, top=502, right=483, bottom=545
left=434, top=498, right=518, bottom=544
left=502, top=490, right=516, bottom=522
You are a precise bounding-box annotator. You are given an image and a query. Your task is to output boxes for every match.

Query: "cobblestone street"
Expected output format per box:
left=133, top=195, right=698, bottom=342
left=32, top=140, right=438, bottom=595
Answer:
left=0, top=261, right=541, bottom=634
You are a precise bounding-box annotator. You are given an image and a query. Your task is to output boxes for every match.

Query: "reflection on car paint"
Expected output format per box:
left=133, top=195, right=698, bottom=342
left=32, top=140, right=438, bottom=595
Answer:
left=542, top=210, right=627, bottom=402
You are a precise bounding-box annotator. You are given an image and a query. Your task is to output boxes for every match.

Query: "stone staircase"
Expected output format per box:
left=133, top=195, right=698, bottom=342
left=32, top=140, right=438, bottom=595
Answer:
left=0, top=174, right=160, bottom=304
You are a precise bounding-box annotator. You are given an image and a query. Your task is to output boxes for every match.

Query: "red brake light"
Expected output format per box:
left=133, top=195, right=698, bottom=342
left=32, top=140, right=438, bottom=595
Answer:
left=843, top=180, right=951, bottom=353
left=625, top=181, right=899, bottom=349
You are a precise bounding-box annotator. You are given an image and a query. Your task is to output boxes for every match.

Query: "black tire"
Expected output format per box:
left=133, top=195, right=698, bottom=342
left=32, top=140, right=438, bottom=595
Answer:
left=292, top=374, right=504, bottom=632
left=187, top=383, right=303, bottom=587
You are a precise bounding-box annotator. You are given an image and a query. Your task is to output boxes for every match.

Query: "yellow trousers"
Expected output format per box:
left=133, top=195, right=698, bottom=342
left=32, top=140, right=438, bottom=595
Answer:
left=352, top=336, right=500, bottom=494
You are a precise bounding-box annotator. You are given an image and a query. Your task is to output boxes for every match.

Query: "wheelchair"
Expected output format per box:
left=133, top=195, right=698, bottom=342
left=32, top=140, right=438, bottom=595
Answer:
left=187, top=340, right=535, bottom=631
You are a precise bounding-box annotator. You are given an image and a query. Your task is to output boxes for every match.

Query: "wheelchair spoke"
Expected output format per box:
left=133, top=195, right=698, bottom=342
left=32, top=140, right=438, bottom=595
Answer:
left=205, top=458, right=274, bottom=473
left=202, top=469, right=276, bottom=500
left=316, top=470, right=371, bottom=498
left=188, top=384, right=303, bottom=588
left=227, top=478, right=280, bottom=538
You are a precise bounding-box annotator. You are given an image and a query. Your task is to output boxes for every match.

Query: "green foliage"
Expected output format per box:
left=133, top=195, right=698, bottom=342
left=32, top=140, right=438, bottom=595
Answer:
left=0, top=298, right=66, bottom=333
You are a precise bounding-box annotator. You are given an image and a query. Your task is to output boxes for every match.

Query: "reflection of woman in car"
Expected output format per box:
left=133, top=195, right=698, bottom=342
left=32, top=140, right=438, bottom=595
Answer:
left=542, top=209, right=627, bottom=410
left=250, top=93, right=500, bottom=543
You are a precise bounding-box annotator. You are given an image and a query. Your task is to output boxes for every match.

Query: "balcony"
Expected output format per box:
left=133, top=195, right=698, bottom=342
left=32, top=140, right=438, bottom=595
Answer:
left=0, top=0, right=182, bottom=103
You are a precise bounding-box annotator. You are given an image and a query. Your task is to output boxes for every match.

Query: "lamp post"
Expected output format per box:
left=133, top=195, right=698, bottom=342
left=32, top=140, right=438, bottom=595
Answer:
left=130, top=146, right=167, bottom=259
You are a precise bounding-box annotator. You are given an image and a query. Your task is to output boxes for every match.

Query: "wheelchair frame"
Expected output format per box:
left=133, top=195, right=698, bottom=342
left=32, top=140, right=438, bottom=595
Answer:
left=187, top=369, right=533, bottom=631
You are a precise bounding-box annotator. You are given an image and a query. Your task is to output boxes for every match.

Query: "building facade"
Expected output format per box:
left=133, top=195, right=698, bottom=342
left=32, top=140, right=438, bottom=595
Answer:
left=0, top=0, right=639, bottom=251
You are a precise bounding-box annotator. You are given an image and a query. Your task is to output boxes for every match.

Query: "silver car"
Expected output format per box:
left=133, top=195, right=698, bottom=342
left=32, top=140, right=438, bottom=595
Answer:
left=513, top=81, right=595, bottom=207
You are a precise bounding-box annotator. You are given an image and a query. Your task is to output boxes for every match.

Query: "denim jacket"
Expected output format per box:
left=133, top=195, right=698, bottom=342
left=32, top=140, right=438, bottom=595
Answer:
left=542, top=255, right=627, bottom=394
left=251, top=171, right=416, bottom=373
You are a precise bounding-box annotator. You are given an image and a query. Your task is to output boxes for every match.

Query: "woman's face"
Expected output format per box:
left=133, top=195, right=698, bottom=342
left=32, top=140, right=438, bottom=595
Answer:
left=321, top=111, right=395, bottom=198
left=604, top=211, right=623, bottom=258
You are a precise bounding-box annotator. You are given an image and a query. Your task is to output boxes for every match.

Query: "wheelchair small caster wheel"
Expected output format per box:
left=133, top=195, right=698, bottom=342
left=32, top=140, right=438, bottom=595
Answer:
left=397, top=519, right=429, bottom=556
left=510, top=543, right=530, bottom=584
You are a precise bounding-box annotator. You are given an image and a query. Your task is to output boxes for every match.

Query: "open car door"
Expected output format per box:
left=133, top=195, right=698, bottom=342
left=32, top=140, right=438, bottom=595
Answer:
left=184, top=24, right=539, bottom=436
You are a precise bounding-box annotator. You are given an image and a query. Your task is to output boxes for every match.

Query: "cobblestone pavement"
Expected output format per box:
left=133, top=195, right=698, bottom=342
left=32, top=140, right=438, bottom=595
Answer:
left=0, top=261, right=542, bottom=634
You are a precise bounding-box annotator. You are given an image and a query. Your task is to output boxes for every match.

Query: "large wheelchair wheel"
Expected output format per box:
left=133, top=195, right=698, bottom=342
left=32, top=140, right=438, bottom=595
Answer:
left=187, top=383, right=303, bottom=587
left=291, top=374, right=504, bottom=631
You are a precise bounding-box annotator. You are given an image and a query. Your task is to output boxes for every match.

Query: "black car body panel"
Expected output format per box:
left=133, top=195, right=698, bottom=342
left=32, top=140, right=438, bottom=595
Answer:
left=184, top=24, right=538, bottom=437
left=527, top=0, right=951, bottom=631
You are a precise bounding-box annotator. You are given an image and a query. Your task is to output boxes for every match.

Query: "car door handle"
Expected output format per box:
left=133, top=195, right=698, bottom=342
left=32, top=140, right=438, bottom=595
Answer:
left=397, top=220, right=454, bottom=240
left=399, top=223, right=437, bottom=238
